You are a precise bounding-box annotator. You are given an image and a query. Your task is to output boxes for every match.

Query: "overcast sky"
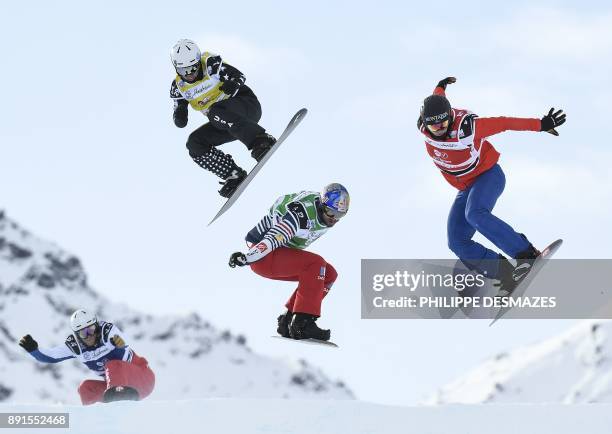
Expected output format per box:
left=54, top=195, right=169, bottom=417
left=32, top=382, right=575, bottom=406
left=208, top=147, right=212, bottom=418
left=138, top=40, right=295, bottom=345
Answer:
left=1, top=0, right=611, bottom=406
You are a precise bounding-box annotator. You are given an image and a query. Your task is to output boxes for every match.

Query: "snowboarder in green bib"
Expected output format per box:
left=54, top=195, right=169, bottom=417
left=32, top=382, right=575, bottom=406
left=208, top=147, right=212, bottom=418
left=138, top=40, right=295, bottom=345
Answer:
left=169, top=39, right=276, bottom=197
left=228, top=184, right=350, bottom=341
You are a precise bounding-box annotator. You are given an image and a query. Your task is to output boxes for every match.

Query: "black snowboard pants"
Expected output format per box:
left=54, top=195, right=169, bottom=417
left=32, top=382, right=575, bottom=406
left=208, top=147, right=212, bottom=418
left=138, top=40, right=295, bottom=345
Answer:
left=186, top=86, right=264, bottom=157
left=186, top=86, right=265, bottom=180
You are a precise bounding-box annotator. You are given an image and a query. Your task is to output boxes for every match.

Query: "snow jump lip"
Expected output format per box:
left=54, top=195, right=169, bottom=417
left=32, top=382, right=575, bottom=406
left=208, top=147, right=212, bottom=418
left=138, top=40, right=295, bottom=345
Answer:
left=4, top=399, right=611, bottom=434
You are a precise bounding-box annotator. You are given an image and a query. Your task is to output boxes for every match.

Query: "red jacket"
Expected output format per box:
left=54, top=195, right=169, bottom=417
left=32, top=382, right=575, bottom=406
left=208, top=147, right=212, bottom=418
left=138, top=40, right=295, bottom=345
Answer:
left=421, top=86, right=541, bottom=190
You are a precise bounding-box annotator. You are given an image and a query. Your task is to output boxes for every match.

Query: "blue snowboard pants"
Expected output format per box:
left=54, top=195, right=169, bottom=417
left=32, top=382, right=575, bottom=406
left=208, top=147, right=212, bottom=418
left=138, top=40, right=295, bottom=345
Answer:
left=447, top=164, right=530, bottom=278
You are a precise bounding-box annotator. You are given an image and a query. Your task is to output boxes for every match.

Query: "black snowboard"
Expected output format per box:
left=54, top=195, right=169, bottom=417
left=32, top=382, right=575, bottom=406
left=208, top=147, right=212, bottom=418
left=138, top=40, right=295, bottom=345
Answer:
left=490, top=239, right=563, bottom=325
left=209, top=108, right=308, bottom=225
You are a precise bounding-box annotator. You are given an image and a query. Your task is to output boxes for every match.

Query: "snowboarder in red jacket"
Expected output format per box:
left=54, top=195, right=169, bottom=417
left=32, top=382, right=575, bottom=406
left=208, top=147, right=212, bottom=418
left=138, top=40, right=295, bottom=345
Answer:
left=418, top=77, right=566, bottom=294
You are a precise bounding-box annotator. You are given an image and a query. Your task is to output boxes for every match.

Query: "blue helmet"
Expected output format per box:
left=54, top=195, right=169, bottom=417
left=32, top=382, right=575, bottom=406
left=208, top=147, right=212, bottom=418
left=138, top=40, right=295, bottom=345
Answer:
left=321, top=183, right=350, bottom=219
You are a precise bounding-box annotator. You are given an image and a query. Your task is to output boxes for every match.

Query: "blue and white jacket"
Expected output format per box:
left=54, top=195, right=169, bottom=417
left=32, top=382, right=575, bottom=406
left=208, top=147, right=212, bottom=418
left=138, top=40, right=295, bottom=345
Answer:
left=29, top=321, right=133, bottom=376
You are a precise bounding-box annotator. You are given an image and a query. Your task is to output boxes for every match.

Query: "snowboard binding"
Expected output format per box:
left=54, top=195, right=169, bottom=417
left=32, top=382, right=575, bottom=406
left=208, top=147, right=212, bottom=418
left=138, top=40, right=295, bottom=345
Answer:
left=250, top=133, right=277, bottom=162
left=277, top=311, right=293, bottom=338
left=218, top=168, right=247, bottom=198
left=289, top=313, right=331, bottom=341
left=102, top=386, right=140, bottom=403
left=495, top=244, right=541, bottom=297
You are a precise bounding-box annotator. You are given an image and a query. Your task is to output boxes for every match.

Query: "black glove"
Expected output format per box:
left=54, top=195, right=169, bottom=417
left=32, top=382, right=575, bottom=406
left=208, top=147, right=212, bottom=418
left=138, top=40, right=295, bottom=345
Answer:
left=173, top=100, right=188, bottom=128
left=19, top=334, right=38, bottom=352
left=540, top=108, right=566, bottom=136
left=220, top=79, right=241, bottom=96
left=436, top=76, right=456, bottom=90
left=229, top=252, right=247, bottom=268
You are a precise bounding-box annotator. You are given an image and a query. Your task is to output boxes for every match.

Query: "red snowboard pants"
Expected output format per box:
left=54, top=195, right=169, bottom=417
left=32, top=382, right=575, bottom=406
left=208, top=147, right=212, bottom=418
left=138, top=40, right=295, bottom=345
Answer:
left=250, top=247, right=337, bottom=316
left=77, top=353, right=155, bottom=405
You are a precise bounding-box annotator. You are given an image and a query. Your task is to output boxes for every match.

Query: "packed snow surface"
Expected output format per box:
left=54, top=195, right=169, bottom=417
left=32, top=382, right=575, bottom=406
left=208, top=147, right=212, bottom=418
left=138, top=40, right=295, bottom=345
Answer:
left=2, top=399, right=611, bottom=434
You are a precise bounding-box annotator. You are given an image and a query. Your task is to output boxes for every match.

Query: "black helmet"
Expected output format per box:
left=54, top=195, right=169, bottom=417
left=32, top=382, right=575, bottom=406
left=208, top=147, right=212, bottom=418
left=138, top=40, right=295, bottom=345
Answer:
left=420, top=94, right=452, bottom=126
left=420, top=94, right=453, bottom=137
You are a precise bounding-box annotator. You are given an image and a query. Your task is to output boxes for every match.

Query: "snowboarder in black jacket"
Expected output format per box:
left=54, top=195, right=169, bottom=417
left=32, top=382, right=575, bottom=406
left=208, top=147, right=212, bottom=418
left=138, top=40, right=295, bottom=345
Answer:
left=170, top=39, right=276, bottom=197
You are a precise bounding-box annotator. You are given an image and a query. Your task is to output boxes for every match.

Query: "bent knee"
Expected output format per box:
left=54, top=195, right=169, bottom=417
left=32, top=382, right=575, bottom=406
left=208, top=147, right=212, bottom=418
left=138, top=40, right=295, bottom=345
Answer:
left=448, top=237, right=472, bottom=257
left=186, top=135, right=212, bottom=156
left=325, top=262, right=338, bottom=282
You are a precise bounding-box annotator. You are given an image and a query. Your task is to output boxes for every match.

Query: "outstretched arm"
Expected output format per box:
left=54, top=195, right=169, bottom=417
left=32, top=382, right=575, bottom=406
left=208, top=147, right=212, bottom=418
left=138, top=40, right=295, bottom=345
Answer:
left=31, top=346, right=75, bottom=363
left=427, top=76, right=566, bottom=137
left=474, top=116, right=541, bottom=139
left=474, top=108, right=566, bottom=139
left=19, top=335, right=75, bottom=363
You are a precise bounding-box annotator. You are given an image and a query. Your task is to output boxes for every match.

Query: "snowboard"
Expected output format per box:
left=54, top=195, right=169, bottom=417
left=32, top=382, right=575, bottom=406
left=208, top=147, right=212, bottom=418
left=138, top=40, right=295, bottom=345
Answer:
left=490, top=239, right=563, bottom=325
left=272, top=336, right=339, bottom=348
left=102, top=386, right=140, bottom=403
left=208, top=108, right=308, bottom=225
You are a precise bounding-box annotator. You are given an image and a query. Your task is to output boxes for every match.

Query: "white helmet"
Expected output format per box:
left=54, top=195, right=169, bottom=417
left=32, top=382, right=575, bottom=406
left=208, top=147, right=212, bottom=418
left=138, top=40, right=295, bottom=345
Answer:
left=170, top=39, right=201, bottom=78
left=70, top=309, right=98, bottom=331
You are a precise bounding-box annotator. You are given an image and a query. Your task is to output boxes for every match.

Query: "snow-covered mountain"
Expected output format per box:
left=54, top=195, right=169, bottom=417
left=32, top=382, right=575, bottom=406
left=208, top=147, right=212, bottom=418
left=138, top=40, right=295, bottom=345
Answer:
left=0, top=210, right=353, bottom=404
left=427, top=320, right=612, bottom=404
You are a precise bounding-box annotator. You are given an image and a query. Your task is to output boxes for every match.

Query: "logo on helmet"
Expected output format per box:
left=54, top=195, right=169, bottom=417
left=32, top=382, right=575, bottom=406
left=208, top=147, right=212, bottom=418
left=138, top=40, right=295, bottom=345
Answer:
left=335, top=197, right=349, bottom=213
left=425, top=112, right=448, bottom=123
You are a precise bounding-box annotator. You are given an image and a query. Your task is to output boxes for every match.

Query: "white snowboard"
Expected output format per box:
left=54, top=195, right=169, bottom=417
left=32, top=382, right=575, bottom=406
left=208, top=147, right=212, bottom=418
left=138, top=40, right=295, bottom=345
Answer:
left=272, top=336, right=339, bottom=348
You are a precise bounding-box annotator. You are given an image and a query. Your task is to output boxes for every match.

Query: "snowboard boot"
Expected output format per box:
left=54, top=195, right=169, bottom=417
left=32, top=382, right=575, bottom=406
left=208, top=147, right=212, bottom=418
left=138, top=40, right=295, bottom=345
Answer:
left=277, top=310, right=294, bottom=338
left=512, top=244, right=540, bottom=281
left=218, top=168, right=247, bottom=198
left=495, top=255, right=518, bottom=298
left=495, top=244, right=541, bottom=298
left=249, top=133, right=276, bottom=162
left=102, top=386, right=140, bottom=403
left=289, top=313, right=331, bottom=341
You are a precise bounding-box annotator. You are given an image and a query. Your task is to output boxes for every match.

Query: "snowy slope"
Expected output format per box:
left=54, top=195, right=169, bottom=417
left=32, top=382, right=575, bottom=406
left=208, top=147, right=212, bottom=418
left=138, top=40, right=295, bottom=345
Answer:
left=2, top=399, right=611, bottom=434
left=427, top=320, right=612, bottom=404
left=0, top=211, right=352, bottom=404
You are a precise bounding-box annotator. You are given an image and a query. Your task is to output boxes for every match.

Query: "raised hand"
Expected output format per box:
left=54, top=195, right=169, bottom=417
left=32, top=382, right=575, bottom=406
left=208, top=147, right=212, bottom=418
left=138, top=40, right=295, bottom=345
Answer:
left=19, top=334, right=38, bottom=352
left=540, top=108, right=566, bottom=136
left=437, top=77, right=457, bottom=90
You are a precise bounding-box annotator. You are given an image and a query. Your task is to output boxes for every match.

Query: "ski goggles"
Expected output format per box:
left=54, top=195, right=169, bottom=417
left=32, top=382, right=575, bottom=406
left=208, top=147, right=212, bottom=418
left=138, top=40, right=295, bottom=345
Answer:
left=175, top=63, right=200, bottom=77
left=426, top=120, right=449, bottom=132
left=322, top=205, right=347, bottom=220
left=77, top=324, right=97, bottom=339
